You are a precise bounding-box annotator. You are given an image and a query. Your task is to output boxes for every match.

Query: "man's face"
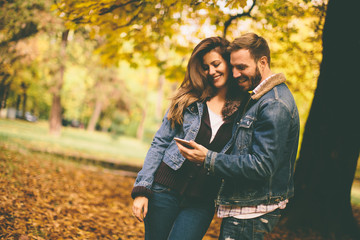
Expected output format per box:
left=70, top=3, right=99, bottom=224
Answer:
left=230, top=49, right=262, bottom=91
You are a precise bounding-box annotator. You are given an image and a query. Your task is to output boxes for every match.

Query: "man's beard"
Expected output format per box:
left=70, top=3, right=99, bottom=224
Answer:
left=250, top=66, right=262, bottom=90
left=237, top=66, right=262, bottom=91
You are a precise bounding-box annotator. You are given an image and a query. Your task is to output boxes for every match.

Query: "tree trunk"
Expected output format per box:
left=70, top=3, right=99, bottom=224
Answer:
left=49, top=30, right=69, bottom=136
left=16, top=95, right=21, bottom=114
left=136, top=68, right=150, bottom=140
left=0, top=76, right=11, bottom=111
left=156, top=74, right=165, bottom=121
left=49, top=94, right=62, bottom=136
left=136, top=105, right=147, bottom=140
left=284, top=0, right=360, bottom=239
left=87, top=98, right=103, bottom=132
left=22, top=91, right=27, bottom=119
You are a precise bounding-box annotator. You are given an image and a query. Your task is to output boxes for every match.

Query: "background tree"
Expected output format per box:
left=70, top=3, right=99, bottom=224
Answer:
left=0, top=0, right=43, bottom=112
left=285, top=0, right=360, bottom=238
left=0, top=0, right=72, bottom=136
left=49, top=29, right=68, bottom=136
left=85, top=67, right=130, bottom=132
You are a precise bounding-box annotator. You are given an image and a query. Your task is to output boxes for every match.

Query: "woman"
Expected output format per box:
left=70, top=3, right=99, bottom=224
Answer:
left=131, top=37, right=246, bottom=240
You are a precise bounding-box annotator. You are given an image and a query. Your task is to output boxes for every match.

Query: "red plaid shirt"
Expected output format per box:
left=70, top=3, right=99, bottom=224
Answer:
left=217, top=199, right=288, bottom=219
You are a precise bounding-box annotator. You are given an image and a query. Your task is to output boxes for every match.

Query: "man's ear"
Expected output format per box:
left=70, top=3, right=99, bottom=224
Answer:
left=259, top=56, right=268, bottom=67
left=257, top=56, right=268, bottom=72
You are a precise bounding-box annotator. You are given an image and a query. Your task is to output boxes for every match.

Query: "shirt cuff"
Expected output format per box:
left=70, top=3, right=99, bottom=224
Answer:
left=131, top=186, right=153, bottom=199
left=204, top=150, right=217, bottom=175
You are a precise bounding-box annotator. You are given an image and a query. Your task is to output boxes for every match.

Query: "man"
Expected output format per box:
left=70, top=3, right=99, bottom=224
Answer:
left=176, top=32, right=300, bottom=239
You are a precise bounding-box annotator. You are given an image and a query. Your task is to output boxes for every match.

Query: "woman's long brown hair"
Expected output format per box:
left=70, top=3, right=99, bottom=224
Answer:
left=167, top=37, right=230, bottom=128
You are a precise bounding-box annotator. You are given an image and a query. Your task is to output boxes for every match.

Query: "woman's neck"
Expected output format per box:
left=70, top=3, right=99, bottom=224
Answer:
left=207, top=87, right=227, bottom=115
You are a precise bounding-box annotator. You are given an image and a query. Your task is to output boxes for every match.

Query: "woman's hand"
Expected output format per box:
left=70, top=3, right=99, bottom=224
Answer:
left=175, top=140, right=208, bottom=164
left=132, top=196, right=148, bottom=222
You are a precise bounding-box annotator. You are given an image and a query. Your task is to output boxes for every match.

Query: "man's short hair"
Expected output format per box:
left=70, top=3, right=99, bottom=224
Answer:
left=228, top=33, right=271, bottom=66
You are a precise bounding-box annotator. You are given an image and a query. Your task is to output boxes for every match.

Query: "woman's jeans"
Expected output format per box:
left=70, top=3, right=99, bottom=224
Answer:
left=144, top=183, right=215, bottom=240
left=219, top=208, right=281, bottom=240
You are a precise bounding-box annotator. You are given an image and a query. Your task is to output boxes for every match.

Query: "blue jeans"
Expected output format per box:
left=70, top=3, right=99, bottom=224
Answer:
left=144, top=183, right=215, bottom=240
left=219, top=208, right=281, bottom=240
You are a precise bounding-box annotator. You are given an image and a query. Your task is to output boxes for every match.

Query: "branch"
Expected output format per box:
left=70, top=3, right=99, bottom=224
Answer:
left=113, top=2, right=148, bottom=29
left=223, top=0, right=257, bottom=38
left=99, top=0, right=141, bottom=15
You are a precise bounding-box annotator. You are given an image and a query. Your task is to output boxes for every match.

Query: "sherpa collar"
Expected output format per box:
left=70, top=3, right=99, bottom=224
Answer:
left=251, top=73, right=286, bottom=100
left=222, top=91, right=248, bottom=120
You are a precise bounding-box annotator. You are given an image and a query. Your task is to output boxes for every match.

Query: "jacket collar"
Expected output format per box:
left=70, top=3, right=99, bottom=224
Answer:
left=222, top=91, right=248, bottom=121
left=250, top=73, right=286, bottom=100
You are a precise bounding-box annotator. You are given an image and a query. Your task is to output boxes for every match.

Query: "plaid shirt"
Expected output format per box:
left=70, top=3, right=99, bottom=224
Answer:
left=217, top=199, right=288, bottom=219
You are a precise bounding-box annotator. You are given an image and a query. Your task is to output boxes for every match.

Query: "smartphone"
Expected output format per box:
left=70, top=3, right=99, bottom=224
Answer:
left=174, top=137, right=194, bottom=149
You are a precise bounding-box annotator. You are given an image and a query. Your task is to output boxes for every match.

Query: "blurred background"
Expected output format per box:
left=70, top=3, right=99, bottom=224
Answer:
left=2, top=0, right=360, bottom=239
left=0, top=0, right=323, bottom=143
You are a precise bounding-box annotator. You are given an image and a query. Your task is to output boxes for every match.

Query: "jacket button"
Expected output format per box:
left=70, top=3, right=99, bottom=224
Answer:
left=196, top=163, right=201, bottom=167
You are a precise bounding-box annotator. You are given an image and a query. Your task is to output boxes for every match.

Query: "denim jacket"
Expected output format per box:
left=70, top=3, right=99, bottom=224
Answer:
left=133, top=101, right=238, bottom=192
left=204, top=73, right=300, bottom=207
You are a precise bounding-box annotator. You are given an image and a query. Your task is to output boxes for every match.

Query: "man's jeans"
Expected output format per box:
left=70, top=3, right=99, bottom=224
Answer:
left=144, top=183, right=215, bottom=240
left=219, top=208, right=281, bottom=240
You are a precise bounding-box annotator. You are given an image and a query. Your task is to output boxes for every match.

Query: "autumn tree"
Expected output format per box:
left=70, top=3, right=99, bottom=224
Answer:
left=85, top=67, right=130, bottom=132
left=0, top=0, right=43, bottom=112
left=284, top=0, right=360, bottom=238
left=0, top=0, right=72, bottom=136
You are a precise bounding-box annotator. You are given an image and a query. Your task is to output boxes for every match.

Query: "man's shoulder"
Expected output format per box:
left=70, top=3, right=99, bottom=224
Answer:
left=257, top=84, right=297, bottom=113
left=260, top=83, right=294, bottom=101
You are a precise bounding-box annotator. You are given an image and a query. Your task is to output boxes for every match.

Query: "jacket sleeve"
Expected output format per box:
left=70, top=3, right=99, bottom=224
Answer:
left=131, top=109, right=178, bottom=198
left=204, top=100, right=293, bottom=181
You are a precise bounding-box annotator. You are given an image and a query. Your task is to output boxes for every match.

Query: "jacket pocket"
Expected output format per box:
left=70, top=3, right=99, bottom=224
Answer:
left=236, top=116, right=255, bottom=152
left=151, top=183, right=171, bottom=193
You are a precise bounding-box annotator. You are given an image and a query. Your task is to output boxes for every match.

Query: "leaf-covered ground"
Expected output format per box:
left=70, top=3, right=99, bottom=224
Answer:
left=1, top=143, right=359, bottom=239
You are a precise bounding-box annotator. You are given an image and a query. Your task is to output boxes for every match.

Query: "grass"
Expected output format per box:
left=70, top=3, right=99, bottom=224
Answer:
left=0, top=118, right=149, bottom=168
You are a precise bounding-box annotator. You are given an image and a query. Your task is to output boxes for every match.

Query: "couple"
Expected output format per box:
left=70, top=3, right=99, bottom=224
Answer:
left=131, top=33, right=300, bottom=240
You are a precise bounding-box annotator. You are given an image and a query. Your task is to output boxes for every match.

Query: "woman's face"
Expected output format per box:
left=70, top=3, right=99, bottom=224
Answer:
left=202, top=50, right=229, bottom=90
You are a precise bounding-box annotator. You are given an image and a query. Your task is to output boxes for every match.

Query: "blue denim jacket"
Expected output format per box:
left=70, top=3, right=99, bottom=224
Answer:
left=133, top=101, right=235, bottom=191
left=204, top=73, right=300, bottom=207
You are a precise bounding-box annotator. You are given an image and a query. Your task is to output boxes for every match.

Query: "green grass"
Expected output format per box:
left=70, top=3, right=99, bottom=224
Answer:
left=0, top=118, right=149, bottom=167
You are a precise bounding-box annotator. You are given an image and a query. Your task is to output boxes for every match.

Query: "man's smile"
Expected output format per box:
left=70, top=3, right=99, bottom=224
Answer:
left=237, top=77, right=248, bottom=83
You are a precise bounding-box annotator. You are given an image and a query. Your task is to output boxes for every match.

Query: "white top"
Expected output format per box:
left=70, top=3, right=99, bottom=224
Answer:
left=207, top=105, right=224, bottom=143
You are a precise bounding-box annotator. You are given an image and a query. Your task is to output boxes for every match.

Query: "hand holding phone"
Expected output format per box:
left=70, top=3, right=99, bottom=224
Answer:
left=174, top=137, right=194, bottom=149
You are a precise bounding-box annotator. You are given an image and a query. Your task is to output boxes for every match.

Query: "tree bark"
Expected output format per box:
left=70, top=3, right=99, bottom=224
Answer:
left=21, top=92, right=27, bottom=119
left=49, top=94, right=62, bottom=136
left=49, top=30, right=69, bottom=136
left=21, top=83, right=27, bottom=119
left=87, top=98, right=103, bottom=132
left=0, top=76, right=11, bottom=111
left=284, top=0, right=360, bottom=239
left=136, top=68, right=150, bottom=140
left=16, top=95, right=21, bottom=114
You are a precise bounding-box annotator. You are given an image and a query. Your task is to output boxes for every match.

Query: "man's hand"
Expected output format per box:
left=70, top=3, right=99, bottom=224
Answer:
left=175, top=140, right=208, bottom=164
left=132, top=196, right=148, bottom=222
